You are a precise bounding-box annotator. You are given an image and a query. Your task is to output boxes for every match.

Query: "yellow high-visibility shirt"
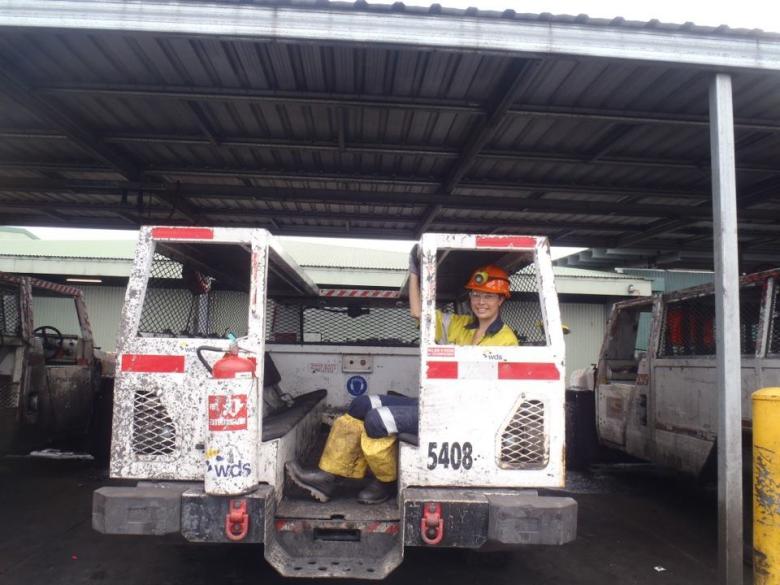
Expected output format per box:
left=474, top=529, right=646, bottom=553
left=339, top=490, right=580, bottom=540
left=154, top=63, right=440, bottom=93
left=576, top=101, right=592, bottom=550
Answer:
left=435, top=310, right=519, bottom=346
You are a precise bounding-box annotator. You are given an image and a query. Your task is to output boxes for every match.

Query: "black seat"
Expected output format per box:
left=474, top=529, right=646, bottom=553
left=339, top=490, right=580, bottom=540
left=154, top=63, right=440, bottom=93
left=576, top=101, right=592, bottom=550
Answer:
left=262, top=388, right=327, bottom=441
left=263, top=352, right=282, bottom=386
left=261, top=352, right=327, bottom=441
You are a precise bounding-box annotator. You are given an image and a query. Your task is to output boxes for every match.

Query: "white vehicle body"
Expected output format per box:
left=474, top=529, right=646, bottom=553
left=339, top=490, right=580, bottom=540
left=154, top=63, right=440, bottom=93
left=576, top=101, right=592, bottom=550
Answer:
left=94, top=226, right=576, bottom=579
left=595, top=269, right=780, bottom=475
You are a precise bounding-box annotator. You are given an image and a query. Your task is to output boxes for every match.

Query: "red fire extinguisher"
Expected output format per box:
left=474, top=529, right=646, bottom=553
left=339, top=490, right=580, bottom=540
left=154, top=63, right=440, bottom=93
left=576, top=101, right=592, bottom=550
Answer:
left=196, top=343, right=256, bottom=379
left=197, top=341, right=259, bottom=503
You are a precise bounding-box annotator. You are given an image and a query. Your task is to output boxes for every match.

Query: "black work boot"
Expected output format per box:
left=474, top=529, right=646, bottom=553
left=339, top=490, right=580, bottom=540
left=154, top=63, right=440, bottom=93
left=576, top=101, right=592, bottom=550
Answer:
left=357, top=478, right=396, bottom=505
left=285, top=461, right=337, bottom=502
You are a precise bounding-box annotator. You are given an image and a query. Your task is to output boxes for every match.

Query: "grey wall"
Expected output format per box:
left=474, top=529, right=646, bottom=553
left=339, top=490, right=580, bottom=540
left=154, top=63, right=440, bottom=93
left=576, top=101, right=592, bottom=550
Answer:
left=560, top=302, right=610, bottom=382
left=31, top=285, right=125, bottom=352
left=619, top=269, right=713, bottom=293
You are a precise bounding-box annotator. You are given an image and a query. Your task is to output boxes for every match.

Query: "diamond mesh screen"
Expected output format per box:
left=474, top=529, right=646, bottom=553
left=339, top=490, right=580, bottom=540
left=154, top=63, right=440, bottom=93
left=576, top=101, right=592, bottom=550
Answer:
left=266, top=299, right=301, bottom=343
left=0, top=283, right=21, bottom=337
left=132, top=389, right=176, bottom=455
left=499, top=399, right=548, bottom=469
left=505, top=266, right=545, bottom=345
left=266, top=299, right=418, bottom=346
left=138, top=251, right=249, bottom=338
left=770, top=284, right=780, bottom=355
left=0, top=376, right=18, bottom=409
left=658, top=284, right=763, bottom=357
left=741, top=285, right=764, bottom=355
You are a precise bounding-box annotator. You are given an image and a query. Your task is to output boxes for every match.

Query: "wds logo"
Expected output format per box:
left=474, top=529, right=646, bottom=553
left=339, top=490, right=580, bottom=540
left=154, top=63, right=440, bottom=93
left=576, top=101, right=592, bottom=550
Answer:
left=206, top=453, right=252, bottom=478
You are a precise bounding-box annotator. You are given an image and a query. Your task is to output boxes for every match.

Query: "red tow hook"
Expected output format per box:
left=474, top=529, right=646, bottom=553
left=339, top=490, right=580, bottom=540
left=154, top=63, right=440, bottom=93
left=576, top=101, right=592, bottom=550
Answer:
left=225, top=499, right=249, bottom=541
left=420, top=502, right=444, bottom=545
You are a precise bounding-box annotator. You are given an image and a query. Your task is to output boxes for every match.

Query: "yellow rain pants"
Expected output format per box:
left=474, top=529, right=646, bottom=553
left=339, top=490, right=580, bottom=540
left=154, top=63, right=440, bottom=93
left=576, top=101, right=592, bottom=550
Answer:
left=318, top=414, right=398, bottom=482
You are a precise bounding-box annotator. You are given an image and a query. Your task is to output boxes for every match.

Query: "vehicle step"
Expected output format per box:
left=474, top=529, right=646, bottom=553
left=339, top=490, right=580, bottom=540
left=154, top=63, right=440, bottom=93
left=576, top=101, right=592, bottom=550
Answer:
left=276, top=555, right=390, bottom=579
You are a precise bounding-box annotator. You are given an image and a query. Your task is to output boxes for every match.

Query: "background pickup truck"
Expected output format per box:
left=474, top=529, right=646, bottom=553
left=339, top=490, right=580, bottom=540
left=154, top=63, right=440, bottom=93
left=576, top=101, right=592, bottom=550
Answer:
left=0, top=272, right=114, bottom=459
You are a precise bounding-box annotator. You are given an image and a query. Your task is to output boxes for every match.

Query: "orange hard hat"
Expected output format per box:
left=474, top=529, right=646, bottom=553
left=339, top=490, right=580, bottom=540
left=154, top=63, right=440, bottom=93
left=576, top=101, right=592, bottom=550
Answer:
left=465, top=265, right=511, bottom=298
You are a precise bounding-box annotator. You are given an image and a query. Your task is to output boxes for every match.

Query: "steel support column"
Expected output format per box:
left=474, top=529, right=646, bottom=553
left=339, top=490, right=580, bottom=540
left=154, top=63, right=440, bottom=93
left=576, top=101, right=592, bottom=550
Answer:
left=709, top=72, right=743, bottom=585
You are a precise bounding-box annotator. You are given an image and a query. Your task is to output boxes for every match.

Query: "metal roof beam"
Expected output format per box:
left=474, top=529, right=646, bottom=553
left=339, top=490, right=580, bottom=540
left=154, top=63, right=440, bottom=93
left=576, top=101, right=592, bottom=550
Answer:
left=148, top=185, right=201, bottom=224
left=10, top=138, right=780, bottom=184
left=507, top=104, right=780, bottom=133
left=415, top=59, right=541, bottom=236
left=8, top=133, right=780, bottom=174
left=5, top=1, right=780, bottom=70
left=140, top=166, right=710, bottom=200
left=443, top=59, right=541, bottom=195
left=736, top=177, right=780, bottom=208
left=34, top=85, right=780, bottom=133
left=35, top=84, right=780, bottom=132
left=37, top=84, right=485, bottom=116
left=614, top=218, right=691, bottom=247
left=0, top=128, right=69, bottom=140
left=585, top=124, right=637, bottom=162
left=0, top=59, right=140, bottom=180
left=4, top=179, right=776, bottom=222
left=186, top=102, right=221, bottom=146
left=0, top=198, right=661, bottom=234
left=614, top=176, right=780, bottom=247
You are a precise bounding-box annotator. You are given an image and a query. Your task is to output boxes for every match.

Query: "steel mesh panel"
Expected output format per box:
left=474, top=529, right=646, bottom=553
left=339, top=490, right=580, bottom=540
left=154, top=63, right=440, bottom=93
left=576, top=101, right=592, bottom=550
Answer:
left=208, top=290, right=249, bottom=338
left=138, top=253, right=248, bottom=338
left=499, top=399, right=547, bottom=469
left=0, top=376, right=18, bottom=409
left=770, top=285, right=780, bottom=355
left=265, top=300, right=418, bottom=346
left=740, top=285, right=763, bottom=355
left=659, top=285, right=763, bottom=357
left=266, top=299, right=302, bottom=343
left=132, top=389, right=176, bottom=455
left=303, top=306, right=418, bottom=346
left=0, top=284, right=21, bottom=337
left=506, top=266, right=546, bottom=345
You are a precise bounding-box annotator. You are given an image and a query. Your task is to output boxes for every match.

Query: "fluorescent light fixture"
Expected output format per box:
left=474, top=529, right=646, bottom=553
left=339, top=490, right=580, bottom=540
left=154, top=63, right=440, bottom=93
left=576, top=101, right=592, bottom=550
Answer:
left=65, top=277, right=103, bottom=284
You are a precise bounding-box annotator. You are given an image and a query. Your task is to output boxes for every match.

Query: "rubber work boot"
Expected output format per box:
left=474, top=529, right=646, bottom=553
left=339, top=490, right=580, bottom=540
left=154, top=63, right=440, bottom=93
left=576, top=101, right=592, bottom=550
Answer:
left=286, top=461, right=337, bottom=502
left=357, top=478, right=396, bottom=505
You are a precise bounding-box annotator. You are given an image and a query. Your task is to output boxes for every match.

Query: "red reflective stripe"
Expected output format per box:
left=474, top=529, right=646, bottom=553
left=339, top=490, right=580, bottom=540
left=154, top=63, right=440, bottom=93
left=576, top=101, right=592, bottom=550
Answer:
left=497, top=362, right=560, bottom=380
left=151, top=227, right=214, bottom=240
left=426, top=361, right=458, bottom=379
left=121, top=354, right=185, bottom=373
left=475, top=235, right=537, bottom=248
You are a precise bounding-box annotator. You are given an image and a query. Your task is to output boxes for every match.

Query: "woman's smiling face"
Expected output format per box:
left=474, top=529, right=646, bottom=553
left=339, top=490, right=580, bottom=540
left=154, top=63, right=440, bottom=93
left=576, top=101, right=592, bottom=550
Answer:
left=468, top=290, right=504, bottom=322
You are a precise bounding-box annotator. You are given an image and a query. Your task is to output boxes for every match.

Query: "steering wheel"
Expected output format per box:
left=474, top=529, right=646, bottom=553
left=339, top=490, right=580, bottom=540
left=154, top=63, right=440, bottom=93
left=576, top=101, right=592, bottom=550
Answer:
left=33, top=325, right=64, bottom=360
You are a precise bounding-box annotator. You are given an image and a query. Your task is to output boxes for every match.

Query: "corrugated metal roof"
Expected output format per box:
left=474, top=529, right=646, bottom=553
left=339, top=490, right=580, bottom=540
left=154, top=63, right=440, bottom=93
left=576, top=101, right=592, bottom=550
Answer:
left=0, top=226, right=38, bottom=240
left=266, top=0, right=779, bottom=39
left=0, top=240, right=136, bottom=260
left=0, top=1, right=779, bottom=272
left=542, top=266, right=642, bottom=280
left=280, top=240, right=408, bottom=269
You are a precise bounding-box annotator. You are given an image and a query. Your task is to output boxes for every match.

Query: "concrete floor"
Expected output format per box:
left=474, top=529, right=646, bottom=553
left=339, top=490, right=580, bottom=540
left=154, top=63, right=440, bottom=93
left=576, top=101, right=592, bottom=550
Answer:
left=0, top=457, right=752, bottom=584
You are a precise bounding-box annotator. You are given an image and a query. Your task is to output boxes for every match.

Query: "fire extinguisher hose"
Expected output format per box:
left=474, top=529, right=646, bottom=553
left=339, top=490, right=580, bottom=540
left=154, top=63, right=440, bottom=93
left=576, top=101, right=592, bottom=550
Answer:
left=196, top=346, right=224, bottom=374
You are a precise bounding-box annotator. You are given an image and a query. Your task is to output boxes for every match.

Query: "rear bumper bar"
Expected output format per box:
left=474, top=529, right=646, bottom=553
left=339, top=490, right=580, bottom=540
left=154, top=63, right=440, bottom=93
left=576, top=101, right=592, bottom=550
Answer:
left=403, top=487, right=577, bottom=547
left=92, top=482, right=272, bottom=543
left=93, top=484, right=576, bottom=548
